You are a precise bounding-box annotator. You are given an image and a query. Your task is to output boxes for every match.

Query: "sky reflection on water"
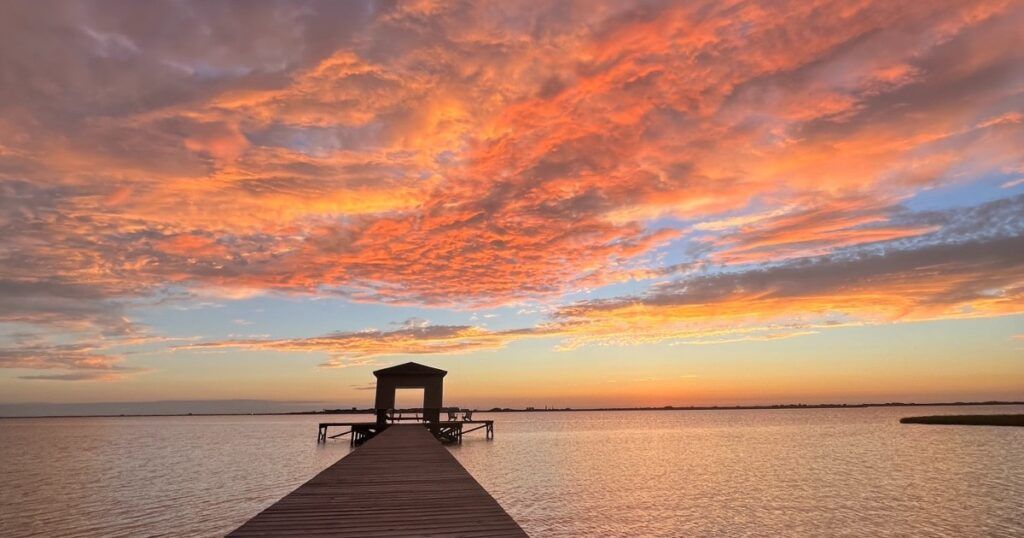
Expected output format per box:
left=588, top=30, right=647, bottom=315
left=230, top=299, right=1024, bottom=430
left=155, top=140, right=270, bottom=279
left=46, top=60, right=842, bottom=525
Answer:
left=1, top=406, right=1022, bottom=537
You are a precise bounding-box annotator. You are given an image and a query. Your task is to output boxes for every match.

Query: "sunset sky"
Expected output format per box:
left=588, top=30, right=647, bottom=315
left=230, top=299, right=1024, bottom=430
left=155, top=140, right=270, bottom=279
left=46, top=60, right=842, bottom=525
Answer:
left=1, top=0, right=1022, bottom=412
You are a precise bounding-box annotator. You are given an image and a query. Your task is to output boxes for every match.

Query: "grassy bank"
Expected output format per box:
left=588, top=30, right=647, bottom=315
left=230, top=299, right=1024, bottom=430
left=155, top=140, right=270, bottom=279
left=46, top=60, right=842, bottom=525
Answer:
left=900, top=414, right=1024, bottom=427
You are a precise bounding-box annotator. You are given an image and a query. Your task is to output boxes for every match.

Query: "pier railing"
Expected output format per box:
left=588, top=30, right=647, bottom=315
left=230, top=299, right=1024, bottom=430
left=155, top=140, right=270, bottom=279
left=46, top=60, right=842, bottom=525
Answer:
left=317, top=409, right=493, bottom=445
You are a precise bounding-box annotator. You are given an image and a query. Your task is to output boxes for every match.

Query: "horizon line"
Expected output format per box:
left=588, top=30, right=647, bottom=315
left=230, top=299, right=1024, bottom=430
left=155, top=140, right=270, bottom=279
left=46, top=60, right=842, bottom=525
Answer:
left=2, top=400, right=1021, bottom=419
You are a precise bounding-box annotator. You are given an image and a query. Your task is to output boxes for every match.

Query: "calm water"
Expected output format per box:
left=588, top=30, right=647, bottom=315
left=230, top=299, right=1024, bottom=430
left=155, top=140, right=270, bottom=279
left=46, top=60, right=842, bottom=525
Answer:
left=1, top=406, right=1022, bottom=537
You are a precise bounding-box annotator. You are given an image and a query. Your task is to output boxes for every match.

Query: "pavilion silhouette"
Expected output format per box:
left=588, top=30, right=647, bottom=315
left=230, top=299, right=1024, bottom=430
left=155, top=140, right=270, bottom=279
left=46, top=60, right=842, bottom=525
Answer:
left=373, top=362, right=447, bottom=424
left=316, top=361, right=493, bottom=445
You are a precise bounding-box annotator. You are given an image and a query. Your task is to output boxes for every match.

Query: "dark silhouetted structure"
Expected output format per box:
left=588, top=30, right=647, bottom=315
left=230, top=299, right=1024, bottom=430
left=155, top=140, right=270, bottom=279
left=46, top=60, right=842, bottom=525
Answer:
left=373, top=362, right=446, bottom=423
left=316, top=361, right=494, bottom=445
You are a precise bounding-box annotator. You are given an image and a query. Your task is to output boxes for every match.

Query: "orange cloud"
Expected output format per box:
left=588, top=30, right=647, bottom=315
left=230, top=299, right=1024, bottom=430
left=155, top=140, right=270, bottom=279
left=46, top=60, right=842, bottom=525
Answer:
left=705, top=196, right=941, bottom=264
left=553, top=230, right=1024, bottom=349
left=183, top=211, right=1024, bottom=362
left=181, top=323, right=561, bottom=368
left=0, top=342, right=144, bottom=381
left=2, top=1, right=1023, bottom=379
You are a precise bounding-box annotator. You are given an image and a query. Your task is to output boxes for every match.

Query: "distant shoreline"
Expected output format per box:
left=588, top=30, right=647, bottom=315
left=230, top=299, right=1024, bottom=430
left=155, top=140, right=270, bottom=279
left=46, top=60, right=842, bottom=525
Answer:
left=2, top=400, right=1021, bottom=419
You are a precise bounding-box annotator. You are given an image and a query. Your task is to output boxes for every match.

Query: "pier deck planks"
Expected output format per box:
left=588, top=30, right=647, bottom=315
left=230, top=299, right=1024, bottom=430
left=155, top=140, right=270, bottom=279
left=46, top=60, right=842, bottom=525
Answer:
left=229, top=424, right=526, bottom=537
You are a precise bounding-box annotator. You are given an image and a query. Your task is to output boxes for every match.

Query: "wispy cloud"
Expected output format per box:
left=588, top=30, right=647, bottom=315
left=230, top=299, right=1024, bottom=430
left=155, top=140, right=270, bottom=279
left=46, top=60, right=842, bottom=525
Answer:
left=0, top=342, right=145, bottom=381
left=179, top=323, right=561, bottom=368
left=554, top=230, right=1024, bottom=349
left=181, top=198, right=1024, bottom=360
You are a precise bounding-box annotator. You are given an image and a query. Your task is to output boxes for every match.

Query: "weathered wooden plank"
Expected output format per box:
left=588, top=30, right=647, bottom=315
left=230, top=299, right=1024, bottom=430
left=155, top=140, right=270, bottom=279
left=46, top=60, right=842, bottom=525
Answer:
left=229, top=425, right=526, bottom=537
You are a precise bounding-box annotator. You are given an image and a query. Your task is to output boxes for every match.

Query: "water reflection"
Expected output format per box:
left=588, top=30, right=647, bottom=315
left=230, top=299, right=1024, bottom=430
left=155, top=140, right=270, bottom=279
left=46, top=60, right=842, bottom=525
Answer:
left=1, top=406, right=1022, bottom=536
left=452, top=406, right=1024, bottom=536
left=0, top=415, right=354, bottom=537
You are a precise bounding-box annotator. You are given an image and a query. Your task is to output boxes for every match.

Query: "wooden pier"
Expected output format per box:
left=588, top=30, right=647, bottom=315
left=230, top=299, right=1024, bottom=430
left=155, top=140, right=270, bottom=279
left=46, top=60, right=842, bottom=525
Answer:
left=230, top=424, right=526, bottom=537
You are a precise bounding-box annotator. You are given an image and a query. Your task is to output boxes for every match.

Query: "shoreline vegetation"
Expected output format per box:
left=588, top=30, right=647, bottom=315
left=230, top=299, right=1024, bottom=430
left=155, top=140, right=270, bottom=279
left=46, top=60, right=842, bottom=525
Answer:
left=2, top=400, right=1022, bottom=419
left=900, top=414, right=1024, bottom=427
